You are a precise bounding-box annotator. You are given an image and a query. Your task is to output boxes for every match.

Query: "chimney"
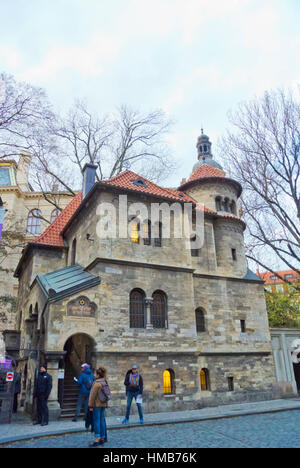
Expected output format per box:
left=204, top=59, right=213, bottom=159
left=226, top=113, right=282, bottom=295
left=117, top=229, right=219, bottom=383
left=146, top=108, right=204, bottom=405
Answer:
left=82, top=163, right=97, bottom=198
left=16, top=152, right=32, bottom=191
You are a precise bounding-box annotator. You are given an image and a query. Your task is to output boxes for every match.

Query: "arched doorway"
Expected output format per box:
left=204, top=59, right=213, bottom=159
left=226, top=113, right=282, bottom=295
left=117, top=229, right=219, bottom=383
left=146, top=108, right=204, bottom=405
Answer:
left=60, top=334, right=96, bottom=419
left=63, top=334, right=96, bottom=376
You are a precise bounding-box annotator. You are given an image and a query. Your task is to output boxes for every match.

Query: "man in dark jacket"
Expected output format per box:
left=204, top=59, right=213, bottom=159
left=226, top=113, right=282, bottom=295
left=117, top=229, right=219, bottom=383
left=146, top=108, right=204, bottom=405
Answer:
left=13, top=372, right=21, bottom=413
left=72, top=363, right=95, bottom=422
left=33, top=365, right=52, bottom=426
left=122, top=365, right=144, bottom=424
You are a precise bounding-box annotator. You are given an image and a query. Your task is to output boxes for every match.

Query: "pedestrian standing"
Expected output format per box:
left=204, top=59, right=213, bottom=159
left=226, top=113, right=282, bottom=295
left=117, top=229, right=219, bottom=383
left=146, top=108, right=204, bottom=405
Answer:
left=122, top=365, right=144, bottom=424
left=33, top=364, right=52, bottom=426
left=13, top=371, right=21, bottom=413
left=88, top=366, right=110, bottom=447
left=72, top=363, right=95, bottom=422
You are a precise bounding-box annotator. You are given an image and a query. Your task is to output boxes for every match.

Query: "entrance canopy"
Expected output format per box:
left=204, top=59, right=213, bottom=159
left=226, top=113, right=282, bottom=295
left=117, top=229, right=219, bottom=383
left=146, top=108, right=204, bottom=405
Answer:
left=37, top=265, right=100, bottom=302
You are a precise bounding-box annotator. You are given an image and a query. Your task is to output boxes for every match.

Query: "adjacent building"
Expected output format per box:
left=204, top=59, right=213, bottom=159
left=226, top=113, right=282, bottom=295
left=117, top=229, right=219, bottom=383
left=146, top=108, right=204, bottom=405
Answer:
left=259, top=270, right=300, bottom=294
left=0, top=155, right=76, bottom=331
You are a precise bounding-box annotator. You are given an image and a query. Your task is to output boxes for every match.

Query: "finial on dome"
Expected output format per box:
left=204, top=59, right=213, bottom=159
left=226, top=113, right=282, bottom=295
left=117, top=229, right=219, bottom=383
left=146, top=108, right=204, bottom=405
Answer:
left=194, top=129, right=224, bottom=172
left=196, top=129, right=212, bottom=159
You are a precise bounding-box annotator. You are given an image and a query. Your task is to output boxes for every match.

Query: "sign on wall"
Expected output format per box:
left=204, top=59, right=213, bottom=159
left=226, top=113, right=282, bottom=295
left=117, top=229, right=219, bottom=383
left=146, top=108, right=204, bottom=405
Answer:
left=6, top=371, right=14, bottom=382
left=67, top=296, right=97, bottom=318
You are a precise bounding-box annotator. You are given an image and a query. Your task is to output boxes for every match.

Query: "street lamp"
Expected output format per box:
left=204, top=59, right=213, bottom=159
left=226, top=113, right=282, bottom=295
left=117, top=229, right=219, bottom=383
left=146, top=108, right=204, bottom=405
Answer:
left=0, top=197, right=7, bottom=245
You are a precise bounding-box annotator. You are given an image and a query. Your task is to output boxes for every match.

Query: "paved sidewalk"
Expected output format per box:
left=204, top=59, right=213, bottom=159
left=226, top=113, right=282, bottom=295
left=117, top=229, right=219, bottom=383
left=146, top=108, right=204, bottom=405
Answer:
left=1, top=398, right=300, bottom=445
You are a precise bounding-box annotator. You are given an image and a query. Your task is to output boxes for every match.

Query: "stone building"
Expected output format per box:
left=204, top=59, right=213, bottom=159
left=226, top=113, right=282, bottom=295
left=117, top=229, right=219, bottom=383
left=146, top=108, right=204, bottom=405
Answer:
left=13, top=133, right=285, bottom=419
left=0, top=156, right=75, bottom=332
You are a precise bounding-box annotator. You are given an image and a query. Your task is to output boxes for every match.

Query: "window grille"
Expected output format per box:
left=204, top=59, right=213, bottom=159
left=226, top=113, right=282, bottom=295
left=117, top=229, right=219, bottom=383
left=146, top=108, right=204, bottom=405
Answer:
left=151, top=291, right=167, bottom=328
left=130, top=290, right=146, bottom=328
left=195, top=308, right=205, bottom=333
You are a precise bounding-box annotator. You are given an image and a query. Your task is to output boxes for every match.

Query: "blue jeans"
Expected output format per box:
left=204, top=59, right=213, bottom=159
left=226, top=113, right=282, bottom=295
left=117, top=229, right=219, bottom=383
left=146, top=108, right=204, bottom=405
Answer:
left=93, top=407, right=106, bottom=439
left=126, top=391, right=143, bottom=420
left=75, top=394, right=89, bottom=418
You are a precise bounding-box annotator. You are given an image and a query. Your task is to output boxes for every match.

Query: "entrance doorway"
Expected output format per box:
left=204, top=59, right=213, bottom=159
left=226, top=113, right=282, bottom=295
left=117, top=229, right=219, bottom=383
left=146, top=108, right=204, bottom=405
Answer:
left=60, top=334, right=95, bottom=418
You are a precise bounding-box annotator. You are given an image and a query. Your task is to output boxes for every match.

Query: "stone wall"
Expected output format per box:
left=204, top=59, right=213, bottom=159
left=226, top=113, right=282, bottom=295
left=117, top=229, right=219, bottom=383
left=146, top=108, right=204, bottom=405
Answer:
left=214, top=218, right=247, bottom=277
left=186, top=180, right=239, bottom=214
left=193, top=276, right=272, bottom=353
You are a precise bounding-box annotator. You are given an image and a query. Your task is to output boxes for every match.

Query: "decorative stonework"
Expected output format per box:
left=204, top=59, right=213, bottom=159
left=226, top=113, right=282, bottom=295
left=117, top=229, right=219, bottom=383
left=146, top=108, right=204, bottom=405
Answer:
left=67, top=296, right=97, bottom=318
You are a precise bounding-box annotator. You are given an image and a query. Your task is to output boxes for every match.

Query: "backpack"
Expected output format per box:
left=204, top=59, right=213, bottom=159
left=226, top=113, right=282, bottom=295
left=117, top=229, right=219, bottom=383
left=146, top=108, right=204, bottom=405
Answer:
left=99, top=380, right=111, bottom=403
left=84, top=375, right=94, bottom=391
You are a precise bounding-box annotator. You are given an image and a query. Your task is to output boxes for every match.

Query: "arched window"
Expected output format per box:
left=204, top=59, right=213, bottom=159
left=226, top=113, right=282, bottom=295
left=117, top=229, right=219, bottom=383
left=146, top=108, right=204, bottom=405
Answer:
left=230, top=200, right=237, bottom=215
left=152, top=291, right=167, bottom=329
left=163, top=369, right=175, bottom=394
left=223, top=198, right=230, bottom=212
left=71, top=238, right=77, bottom=265
left=130, top=289, right=146, bottom=328
left=215, top=197, right=222, bottom=212
left=154, top=221, right=162, bottom=247
left=195, top=308, right=206, bottom=333
left=142, top=220, right=151, bottom=246
left=131, top=220, right=140, bottom=244
left=200, top=369, right=210, bottom=391
left=191, top=234, right=199, bottom=257
left=50, top=209, right=61, bottom=223
left=27, top=209, right=42, bottom=235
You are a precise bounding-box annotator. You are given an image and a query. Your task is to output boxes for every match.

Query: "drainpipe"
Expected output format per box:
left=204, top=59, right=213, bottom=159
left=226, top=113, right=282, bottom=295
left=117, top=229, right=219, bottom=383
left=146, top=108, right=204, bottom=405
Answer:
left=0, top=197, right=7, bottom=245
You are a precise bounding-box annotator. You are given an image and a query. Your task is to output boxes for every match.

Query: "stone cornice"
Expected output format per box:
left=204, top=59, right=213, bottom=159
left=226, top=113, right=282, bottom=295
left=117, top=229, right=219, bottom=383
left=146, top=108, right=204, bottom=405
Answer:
left=92, top=350, right=272, bottom=356
left=86, top=257, right=195, bottom=274
left=193, top=272, right=264, bottom=284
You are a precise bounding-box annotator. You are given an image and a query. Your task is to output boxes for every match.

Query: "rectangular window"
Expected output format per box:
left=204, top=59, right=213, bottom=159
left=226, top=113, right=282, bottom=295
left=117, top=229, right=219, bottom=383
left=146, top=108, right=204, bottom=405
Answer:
left=232, top=249, right=237, bottom=261
left=240, top=320, right=246, bottom=333
left=228, top=377, right=234, bottom=392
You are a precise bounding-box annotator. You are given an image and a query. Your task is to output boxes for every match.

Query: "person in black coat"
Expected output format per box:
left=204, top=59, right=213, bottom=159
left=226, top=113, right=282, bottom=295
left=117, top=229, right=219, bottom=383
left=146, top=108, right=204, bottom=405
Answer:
left=13, top=372, right=21, bottom=413
left=33, top=364, right=52, bottom=426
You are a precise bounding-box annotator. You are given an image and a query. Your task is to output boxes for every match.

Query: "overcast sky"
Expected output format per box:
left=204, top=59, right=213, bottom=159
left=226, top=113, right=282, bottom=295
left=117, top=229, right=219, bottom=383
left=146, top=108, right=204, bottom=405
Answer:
left=1, top=0, right=300, bottom=186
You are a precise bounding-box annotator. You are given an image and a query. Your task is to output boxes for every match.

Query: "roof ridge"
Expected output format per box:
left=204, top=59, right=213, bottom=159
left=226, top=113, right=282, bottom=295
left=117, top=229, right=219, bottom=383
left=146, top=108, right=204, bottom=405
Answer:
left=36, top=192, right=82, bottom=247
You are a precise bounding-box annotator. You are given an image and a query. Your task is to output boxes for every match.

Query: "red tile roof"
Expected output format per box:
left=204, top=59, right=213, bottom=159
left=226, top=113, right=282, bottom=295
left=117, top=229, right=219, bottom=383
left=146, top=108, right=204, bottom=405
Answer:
left=188, top=165, right=226, bottom=182
left=36, top=193, right=82, bottom=247
left=103, top=171, right=217, bottom=214
left=34, top=171, right=220, bottom=249
left=103, top=171, right=196, bottom=203
left=258, top=270, right=300, bottom=284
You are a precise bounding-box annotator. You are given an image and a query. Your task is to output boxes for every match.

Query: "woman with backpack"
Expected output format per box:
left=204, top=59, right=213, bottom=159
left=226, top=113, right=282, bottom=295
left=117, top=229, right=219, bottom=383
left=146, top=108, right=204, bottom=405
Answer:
left=88, top=366, right=110, bottom=447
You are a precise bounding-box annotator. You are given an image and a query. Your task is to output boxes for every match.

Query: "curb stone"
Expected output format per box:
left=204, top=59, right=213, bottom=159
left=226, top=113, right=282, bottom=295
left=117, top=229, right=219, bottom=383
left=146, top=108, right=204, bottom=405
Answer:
left=1, top=403, right=300, bottom=446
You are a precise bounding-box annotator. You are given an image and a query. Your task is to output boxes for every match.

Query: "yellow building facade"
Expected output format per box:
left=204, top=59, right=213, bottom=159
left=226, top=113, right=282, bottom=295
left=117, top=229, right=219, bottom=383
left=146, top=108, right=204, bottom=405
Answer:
left=0, top=156, right=75, bottom=331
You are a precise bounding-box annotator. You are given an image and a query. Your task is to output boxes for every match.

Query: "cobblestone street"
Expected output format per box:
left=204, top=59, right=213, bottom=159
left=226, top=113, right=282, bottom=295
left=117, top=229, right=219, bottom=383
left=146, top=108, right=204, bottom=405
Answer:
left=4, top=410, right=300, bottom=448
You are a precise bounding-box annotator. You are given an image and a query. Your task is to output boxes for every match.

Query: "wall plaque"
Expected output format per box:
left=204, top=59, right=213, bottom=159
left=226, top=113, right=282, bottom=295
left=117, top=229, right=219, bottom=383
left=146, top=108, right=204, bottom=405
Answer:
left=67, top=296, right=97, bottom=318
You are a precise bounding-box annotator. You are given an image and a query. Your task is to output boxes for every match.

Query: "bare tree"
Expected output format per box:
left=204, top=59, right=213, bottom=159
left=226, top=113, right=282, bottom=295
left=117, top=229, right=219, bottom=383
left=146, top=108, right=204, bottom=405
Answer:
left=220, top=88, right=300, bottom=289
left=51, top=101, right=175, bottom=184
left=109, top=105, right=176, bottom=182
left=0, top=73, right=176, bottom=213
left=0, top=73, right=53, bottom=159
